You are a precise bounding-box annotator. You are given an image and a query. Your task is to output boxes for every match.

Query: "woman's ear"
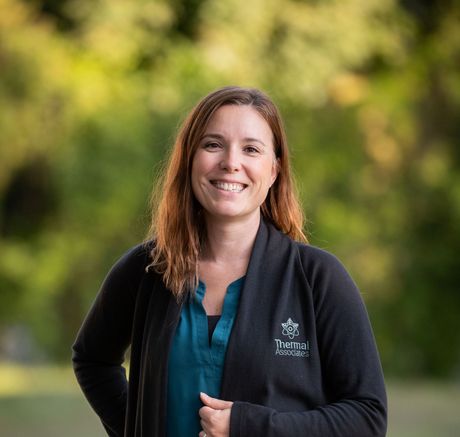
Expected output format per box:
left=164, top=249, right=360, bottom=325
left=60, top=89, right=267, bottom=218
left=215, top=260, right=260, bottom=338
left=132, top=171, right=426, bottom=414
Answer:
left=270, top=158, right=280, bottom=186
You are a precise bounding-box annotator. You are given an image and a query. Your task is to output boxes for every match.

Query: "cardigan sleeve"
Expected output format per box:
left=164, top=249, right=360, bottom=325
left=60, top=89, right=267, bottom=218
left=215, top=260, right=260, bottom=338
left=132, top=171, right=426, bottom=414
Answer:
left=71, top=244, right=148, bottom=437
left=229, top=248, right=387, bottom=437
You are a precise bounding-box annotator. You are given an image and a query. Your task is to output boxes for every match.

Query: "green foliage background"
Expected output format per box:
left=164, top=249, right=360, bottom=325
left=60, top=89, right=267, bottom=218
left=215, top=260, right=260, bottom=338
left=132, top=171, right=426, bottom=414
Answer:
left=0, top=0, right=459, bottom=378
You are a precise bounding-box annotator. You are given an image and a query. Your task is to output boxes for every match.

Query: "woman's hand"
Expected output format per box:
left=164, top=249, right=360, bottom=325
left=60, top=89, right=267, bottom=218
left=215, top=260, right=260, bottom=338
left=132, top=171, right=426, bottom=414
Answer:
left=198, top=392, right=233, bottom=437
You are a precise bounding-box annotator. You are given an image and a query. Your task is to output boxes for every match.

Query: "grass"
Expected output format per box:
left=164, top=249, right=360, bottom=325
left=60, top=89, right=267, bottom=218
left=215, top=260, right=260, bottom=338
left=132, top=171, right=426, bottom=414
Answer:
left=0, top=364, right=105, bottom=437
left=387, top=379, right=460, bottom=437
left=0, top=394, right=105, bottom=437
left=0, top=364, right=459, bottom=436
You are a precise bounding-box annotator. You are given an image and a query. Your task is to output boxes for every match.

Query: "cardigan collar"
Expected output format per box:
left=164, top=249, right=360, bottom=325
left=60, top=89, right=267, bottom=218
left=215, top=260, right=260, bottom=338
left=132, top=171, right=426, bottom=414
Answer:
left=219, top=218, right=293, bottom=399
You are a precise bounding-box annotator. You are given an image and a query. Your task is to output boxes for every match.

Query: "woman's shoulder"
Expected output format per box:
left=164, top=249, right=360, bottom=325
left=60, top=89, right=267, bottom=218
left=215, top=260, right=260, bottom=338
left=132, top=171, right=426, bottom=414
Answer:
left=294, top=240, right=341, bottom=264
left=106, top=240, right=154, bottom=279
left=123, top=240, right=154, bottom=260
left=292, top=239, right=354, bottom=284
left=266, top=221, right=346, bottom=273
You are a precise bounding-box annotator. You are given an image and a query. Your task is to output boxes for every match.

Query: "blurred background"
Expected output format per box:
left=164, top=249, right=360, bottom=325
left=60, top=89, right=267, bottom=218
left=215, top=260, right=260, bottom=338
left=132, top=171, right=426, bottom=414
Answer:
left=0, top=0, right=459, bottom=435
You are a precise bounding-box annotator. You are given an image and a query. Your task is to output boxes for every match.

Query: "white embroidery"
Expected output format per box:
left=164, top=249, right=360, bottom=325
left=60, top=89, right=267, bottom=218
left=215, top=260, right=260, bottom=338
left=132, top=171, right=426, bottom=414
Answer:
left=274, top=317, right=309, bottom=358
left=281, top=318, right=300, bottom=339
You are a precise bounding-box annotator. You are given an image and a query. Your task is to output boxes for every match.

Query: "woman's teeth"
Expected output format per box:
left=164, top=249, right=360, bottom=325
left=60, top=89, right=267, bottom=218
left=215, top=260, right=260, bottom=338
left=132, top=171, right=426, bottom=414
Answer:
left=212, top=181, right=245, bottom=192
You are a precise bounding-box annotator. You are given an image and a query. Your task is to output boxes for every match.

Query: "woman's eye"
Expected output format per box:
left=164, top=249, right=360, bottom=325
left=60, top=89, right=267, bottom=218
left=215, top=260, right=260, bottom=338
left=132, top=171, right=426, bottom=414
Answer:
left=244, top=145, right=259, bottom=154
left=203, top=142, right=221, bottom=150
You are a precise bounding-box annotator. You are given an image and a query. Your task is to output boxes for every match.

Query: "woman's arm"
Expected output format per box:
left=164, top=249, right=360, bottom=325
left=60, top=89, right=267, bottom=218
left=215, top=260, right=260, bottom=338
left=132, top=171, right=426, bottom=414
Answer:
left=229, top=249, right=387, bottom=437
left=72, top=244, right=148, bottom=437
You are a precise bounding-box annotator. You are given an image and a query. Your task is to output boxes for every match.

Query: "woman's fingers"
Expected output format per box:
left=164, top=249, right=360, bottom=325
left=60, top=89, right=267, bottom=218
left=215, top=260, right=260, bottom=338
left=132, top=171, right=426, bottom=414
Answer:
left=200, top=392, right=233, bottom=409
left=198, top=393, right=232, bottom=437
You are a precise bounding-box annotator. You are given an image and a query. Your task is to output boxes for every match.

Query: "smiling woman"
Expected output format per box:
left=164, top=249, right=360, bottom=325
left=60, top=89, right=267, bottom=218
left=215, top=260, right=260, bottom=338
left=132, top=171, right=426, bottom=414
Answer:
left=148, top=86, right=305, bottom=299
left=72, top=86, right=387, bottom=437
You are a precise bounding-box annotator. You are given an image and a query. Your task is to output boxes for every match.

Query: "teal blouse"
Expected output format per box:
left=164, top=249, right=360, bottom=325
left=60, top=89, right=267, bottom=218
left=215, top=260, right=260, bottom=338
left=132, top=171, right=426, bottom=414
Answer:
left=166, top=277, right=244, bottom=437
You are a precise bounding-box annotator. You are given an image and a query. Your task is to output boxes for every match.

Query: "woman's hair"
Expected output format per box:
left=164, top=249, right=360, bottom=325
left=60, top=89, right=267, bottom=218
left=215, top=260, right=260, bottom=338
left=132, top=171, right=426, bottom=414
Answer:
left=146, top=86, right=306, bottom=300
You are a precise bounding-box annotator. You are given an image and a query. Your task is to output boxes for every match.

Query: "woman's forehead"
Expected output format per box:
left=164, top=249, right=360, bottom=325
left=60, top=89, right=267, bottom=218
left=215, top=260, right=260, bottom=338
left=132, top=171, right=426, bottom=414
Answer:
left=203, top=105, right=274, bottom=145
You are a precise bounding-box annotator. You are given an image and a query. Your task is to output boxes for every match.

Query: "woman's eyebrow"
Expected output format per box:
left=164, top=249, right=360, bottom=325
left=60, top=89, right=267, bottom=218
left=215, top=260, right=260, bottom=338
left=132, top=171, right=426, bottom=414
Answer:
left=201, top=133, right=225, bottom=141
left=201, top=133, right=267, bottom=147
left=243, top=137, right=267, bottom=147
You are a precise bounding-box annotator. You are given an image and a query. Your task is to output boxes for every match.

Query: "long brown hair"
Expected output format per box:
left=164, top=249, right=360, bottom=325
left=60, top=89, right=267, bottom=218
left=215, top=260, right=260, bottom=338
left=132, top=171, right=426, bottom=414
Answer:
left=146, top=86, right=306, bottom=300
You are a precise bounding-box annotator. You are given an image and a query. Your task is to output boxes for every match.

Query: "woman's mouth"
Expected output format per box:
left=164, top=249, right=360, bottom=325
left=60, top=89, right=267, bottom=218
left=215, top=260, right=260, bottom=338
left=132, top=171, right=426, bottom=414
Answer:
left=210, top=181, right=247, bottom=193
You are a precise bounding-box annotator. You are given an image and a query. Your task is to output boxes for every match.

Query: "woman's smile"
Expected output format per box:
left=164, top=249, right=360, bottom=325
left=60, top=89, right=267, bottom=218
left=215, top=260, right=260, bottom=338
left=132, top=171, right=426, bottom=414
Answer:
left=210, top=180, right=247, bottom=193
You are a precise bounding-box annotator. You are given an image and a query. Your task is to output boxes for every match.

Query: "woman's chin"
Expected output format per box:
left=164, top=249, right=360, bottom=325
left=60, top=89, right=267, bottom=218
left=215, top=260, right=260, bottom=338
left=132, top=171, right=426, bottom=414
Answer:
left=203, top=208, right=260, bottom=223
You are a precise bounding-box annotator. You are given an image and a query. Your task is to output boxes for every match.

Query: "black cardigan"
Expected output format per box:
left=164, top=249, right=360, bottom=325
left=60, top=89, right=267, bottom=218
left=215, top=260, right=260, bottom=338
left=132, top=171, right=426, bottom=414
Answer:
left=72, top=219, right=387, bottom=436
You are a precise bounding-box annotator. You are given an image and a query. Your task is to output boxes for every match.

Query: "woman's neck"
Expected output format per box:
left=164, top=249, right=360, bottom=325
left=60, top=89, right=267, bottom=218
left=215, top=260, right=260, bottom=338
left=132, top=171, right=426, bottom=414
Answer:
left=201, top=213, right=260, bottom=265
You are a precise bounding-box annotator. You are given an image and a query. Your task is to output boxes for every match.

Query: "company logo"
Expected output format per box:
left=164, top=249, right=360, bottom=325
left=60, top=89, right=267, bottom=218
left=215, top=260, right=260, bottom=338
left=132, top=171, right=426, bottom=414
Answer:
left=274, top=318, right=309, bottom=358
left=281, top=318, right=299, bottom=339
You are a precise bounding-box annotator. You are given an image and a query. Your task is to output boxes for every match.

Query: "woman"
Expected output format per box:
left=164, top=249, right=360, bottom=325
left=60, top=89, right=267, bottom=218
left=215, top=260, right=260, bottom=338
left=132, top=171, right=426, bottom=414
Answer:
left=72, top=86, right=387, bottom=437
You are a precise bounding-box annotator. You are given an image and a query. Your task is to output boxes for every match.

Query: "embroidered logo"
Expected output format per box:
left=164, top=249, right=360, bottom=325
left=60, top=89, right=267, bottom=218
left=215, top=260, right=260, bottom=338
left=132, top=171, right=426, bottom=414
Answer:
left=274, top=317, right=310, bottom=358
left=281, top=318, right=299, bottom=339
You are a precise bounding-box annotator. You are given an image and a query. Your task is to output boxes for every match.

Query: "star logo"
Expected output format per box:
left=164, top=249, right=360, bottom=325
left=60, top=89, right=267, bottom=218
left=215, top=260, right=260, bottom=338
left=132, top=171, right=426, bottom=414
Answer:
left=281, top=318, right=300, bottom=339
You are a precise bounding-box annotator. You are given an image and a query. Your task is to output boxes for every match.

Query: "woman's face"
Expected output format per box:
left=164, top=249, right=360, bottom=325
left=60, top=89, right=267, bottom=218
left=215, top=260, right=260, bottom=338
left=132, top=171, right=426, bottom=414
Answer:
left=191, top=104, right=278, bottom=224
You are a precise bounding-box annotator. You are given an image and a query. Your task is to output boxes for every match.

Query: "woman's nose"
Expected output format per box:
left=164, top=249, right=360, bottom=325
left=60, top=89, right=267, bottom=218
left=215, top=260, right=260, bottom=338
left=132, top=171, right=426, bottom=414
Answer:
left=219, top=148, right=241, bottom=172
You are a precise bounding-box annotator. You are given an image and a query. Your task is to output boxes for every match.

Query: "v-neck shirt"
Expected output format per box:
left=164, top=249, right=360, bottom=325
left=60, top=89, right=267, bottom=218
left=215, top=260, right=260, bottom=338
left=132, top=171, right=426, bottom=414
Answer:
left=166, top=276, right=244, bottom=437
left=207, top=315, right=221, bottom=343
